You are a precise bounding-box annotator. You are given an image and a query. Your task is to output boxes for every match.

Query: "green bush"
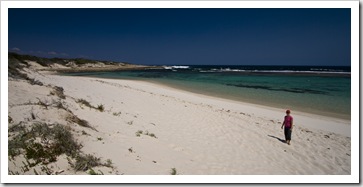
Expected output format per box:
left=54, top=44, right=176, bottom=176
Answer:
left=8, top=123, right=81, bottom=163
left=71, top=154, right=102, bottom=172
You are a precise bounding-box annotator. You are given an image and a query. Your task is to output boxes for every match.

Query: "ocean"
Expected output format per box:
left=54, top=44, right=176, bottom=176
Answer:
left=65, top=65, right=351, bottom=120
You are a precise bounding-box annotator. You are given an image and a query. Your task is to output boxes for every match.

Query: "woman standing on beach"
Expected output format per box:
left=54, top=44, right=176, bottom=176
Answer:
left=281, top=110, right=293, bottom=145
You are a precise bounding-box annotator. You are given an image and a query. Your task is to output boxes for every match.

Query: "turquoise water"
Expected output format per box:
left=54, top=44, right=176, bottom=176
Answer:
left=65, top=65, right=351, bottom=120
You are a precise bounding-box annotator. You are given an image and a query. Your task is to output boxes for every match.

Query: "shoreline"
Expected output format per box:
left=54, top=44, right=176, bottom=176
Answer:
left=60, top=72, right=351, bottom=121
left=8, top=67, right=351, bottom=175
left=123, top=79, right=351, bottom=137
left=147, top=79, right=351, bottom=121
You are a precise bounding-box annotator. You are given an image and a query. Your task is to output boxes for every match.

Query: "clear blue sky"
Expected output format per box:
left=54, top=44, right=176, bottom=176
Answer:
left=8, top=8, right=351, bottom=66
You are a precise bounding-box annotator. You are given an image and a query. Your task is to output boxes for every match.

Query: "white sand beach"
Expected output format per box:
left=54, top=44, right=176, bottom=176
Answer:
left=7, top=65, right=351, bottom=175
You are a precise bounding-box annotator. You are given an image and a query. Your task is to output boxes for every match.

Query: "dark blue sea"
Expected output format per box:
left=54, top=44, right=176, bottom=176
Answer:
left=66, top=65, right=351, bottom=120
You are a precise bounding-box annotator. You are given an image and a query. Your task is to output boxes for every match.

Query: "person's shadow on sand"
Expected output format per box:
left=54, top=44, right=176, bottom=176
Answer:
left=268, top=135, right=285, bottom=143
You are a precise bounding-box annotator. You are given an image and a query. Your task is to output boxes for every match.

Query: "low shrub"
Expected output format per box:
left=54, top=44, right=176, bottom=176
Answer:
left=71, top=154, right=102, bottom=172
left=97, top=104, right=104, bottom=112
left=8, top=123, right=81, bottom=163
left=88, top=168, right=104, bottom=175
left=66, top=113, right=96, bottom=131
left=76, top=99, right=93, bottom=108
left=170, top=168, right=177, bottom=175
left=52, top=86, right=66, bottom=99
left=135, top=130, right=143, bottom=137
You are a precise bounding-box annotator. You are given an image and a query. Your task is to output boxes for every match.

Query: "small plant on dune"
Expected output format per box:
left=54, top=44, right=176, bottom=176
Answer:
left=8, top=122, right=26, bottom=133
left=36, top=98, right=49, bottom=109
left=66, top=113, right=97, bottom=131
left=81, top=130, right=89, bottom=136
left=40, top=165, right=53, bottom=175
left=68, top=154, right=113, bottom=172
left=30, top=110, right=36, bottom=120
left=76, top=99, right=105, bottom=112
left=97, top=137, right=103, bottom=141
left=51, top=86, right=66, bottom=99
left=28, top=78, right=43, bottom=86
left=8, top=170, right=20, bottom=175
left=128, top=147, right=133, bottom=153
left=54, top=100, right=67, bottom=110
left=70, top=154, right=102, bottom=172
left=136, top=130, right=157, bottom=138
left=135, top=130, right=143, bottom=137
left=113, top=112, right=121, bottom=116
left=148, top=133, right=157, bottom=139
left=76, top=99, right=93, bottom=108
left=104, top=159, right=113, bottom=168
left=66, top=114, right=88, bottom=127
left=97, top=104, right=104, bottom=112
left=33, top=169, right=39, bottom=175
left=127, top=121, right=133, bottom=125
left=88, top=168, right=104, bottom=175
left=170, top=168, right=177, bottom=175
left=8, top=116, right=13, bottom=124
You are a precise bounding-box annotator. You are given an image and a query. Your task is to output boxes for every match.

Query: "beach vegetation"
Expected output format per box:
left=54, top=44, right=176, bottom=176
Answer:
left=128, top=147, right=133, bottom=153
left=8, top=53, right=29, bottom=79
left=40, top=165, right=53, bottom=175
left=97, top=137, right=103, bottom=141
left=135, top=130, right=143, bottom=137
left=20, top=161, right=30, bottom=173
left=113, top=112, right=121, bottom=116
left=54, top=100, right=67, bottom=111
left=51, top=86, right=66, bottom=99
left=68, top=153, right=113, bottom=172
left=29, top=78, right=44, bottom=86
left=81, top=130, right=89, bottom=136
left=76, top=99, right=105, bottom=112
left=97, top=104, right=105, bottom=112
left=66, top=113, right=97, bottom=131
left=8, top=58, right=44, bottom=86
left=8, top=122, right=26, bottom=133
left=31, top=110, right=36, bottom=120
left=170, top=168, right=177, bottom=175
left=73, top=58, right=96, bottom=65
left=33, top=169, right=39, bottom=175
left=8, top=54, right=46, bottom=84
left=8, top=170, right=21, bottom=175
left=128, top=121, right=134, bottom=125
left=76, top=99, right=93, bottom=108
left=88, top=168, right=104, bottom=175
left=9, top=52, right=49, bottom=67
left=37, top=98, right=49, bottom=109
left=8, top=116, right=13, bottom=124
left=8, top=122, right=81, bottom=164
left=105, top=159, right=113, bottom=168
left=19, top=99, right=68, bottom=112
left=8, top=52, right=130, bottom=69
left=135, top=130, right=157, bottom=138
left=144, top=130, right=157, bottom=138
left=148, top=133, right=157, bottom=139
left=69, top=154, right=102, bottom=171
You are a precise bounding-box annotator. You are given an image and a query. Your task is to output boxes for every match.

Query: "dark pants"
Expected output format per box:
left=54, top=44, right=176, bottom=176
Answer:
left=284, top=127, right=292, bottom=141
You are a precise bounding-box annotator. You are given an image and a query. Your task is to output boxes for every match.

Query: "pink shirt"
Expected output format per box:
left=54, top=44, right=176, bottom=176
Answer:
left=284, top=115, right=293, bottom=128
